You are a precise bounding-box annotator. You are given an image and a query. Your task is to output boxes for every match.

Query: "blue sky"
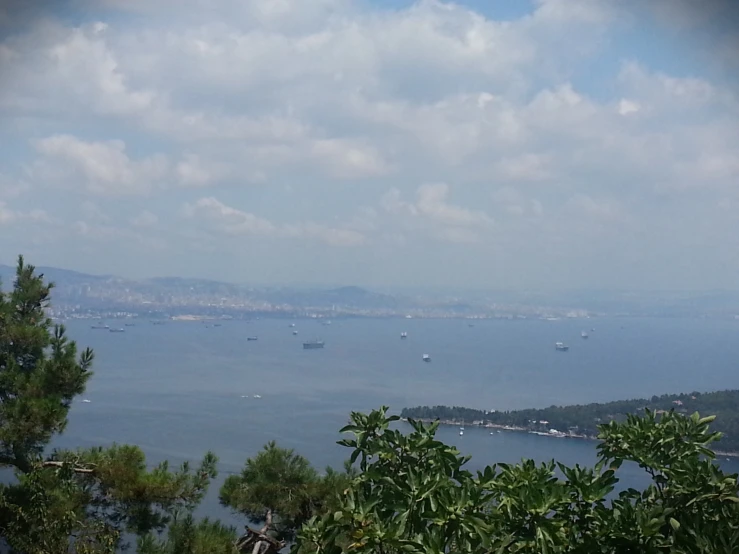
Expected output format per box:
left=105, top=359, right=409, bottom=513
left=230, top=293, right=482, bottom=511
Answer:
left=0, top=0, right=737, bottom=289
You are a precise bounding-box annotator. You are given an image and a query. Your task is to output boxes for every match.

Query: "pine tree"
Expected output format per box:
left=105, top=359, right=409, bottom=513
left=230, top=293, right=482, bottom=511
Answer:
left=0, top=256, right=220, bottom=552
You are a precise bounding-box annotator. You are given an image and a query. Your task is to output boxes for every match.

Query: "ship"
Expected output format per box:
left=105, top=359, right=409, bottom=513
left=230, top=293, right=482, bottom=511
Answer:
left=555, top=342, right=569, bottom=351
left=303, top=339, right=325, bottom=349
left=400, top=332, right=407, bottom=339
left=90, top=324, right=109, bottom=330
left=247, top=336, right=258, bottom=341
left=581, top=331, right=589, bottom=339
left=109, top=328, right=125, bottom=333
left=422, top=354, right=431, bottom=362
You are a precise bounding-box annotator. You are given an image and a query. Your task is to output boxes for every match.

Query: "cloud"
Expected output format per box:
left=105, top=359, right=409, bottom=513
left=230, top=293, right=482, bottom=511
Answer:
left=183, top=197, right=365, bottom=246
left=0, top=0, right=738, bottom=287
left=415, top=183, right=493, bottom=227
left=32, top=134, right=169, bottom=195
left=0, top=202, right=51, bottom=226
left=381, top=183, right=493, bottom=243
left=130, top=210, right=159, bottom=228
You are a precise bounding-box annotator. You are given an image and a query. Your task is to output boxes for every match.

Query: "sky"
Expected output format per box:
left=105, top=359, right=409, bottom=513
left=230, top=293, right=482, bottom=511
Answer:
left=0, top=0, right=738, bottom=290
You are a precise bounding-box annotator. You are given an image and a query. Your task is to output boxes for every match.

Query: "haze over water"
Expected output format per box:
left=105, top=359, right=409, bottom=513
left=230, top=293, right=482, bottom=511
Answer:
left=56, top=316, right=739, bottom=524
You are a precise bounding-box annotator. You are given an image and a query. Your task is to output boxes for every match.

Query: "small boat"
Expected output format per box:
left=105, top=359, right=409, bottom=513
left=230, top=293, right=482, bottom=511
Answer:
left=555, top=342, right=569, bottom=351
left=124, top=323, right=135, bottom=327
left=213, top=323, right=222, bottom=327
left=581, top=331, right=589, bottom=339
left=303, top=339, right=325, bottom=349
left=289, top=323, right=296, bottom=328
left=468, top=323, right=474, bottom=328
left=253, top=394, right=261, bottom=399
left=81, top=399, right=91, bottom=403
left=109, top=328, right=125, bottom=333
left=247, top=336, right=258, bottom=341
left=400, top=332, right=408, bottom=339
left=422, top=354, right=431, bottom=362
left=459, top=430, right=464, bottom=436
left=292, top=330, right=298, bottom=335
left=90, top=323, right=109, bottom=329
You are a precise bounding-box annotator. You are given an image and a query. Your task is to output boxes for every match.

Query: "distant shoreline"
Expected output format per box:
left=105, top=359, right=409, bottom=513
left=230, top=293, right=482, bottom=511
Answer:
left=400, top=417, right=739, bottom=458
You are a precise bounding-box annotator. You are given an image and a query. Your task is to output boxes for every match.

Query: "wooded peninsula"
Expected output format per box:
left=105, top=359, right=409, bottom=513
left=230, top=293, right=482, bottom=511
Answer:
left=402, top=389, right=739, bottom=453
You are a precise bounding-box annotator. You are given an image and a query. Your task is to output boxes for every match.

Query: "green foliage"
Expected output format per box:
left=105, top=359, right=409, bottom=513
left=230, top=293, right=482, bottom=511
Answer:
left=220, top=441, right=350, bottom=543
left=0, top=255, right=93, bottom=473
left=5, top=254, right=739, bottom=553
left=403, top=389, right=739, bottom=452
left=0, top=256, right=221, bottom=552
left=296, top=407, right=739, bottom=554
left=137, top=515, right=238, bottom=554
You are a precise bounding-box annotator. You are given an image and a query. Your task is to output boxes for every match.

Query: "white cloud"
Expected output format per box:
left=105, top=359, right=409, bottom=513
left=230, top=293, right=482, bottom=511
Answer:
left=566, top=194, right=622, bottom=222
left=0, top=0, right=738, bottom=287
left=0, top=202, right=51, bottom=225
left=32, top=134, right=169, bottom=196
left=415, top=183, right=493, bottom=227
left=131, top=210, right=159, bottom=228
left=617, top=99, right=640, bottom=116
left=0, top=173, right=30, bottom=199
left=183, top=197, right=365, bottom=246
left=380, top=183, right=493, bottom=243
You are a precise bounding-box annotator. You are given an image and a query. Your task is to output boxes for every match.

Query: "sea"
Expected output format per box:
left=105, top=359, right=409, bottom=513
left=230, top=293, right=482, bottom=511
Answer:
left=54, top=316, right=739, bottom=528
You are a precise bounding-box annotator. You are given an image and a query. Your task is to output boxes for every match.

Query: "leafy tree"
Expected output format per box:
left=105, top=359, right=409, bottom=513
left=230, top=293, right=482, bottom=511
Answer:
left=220, top=441, right=352, bottom=554
left=296, top=407, right=739, bottom=553
left=0, top=256, right=219, bottom=552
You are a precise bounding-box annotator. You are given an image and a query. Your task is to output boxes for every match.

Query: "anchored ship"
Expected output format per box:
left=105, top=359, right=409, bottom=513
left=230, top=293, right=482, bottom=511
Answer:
left=303, top=339, right=325, bottom=349
left=555, top=342, right=569, bottom=351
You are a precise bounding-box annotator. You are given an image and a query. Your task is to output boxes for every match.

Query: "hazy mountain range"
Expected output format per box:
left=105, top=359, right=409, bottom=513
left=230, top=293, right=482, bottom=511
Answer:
left=1, top=263, right=739, bottom=319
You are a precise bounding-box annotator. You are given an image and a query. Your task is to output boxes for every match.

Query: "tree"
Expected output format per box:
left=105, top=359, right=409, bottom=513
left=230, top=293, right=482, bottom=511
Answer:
left=220, top=441, right=352, bottom=554
left=0, top=256, right=220, bottom=552
left=296, top=407, right=739, bottom=553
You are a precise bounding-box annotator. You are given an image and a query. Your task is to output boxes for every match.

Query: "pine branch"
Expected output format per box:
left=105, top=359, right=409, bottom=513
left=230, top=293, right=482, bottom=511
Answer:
left=41, top=460, right=96, bottom=474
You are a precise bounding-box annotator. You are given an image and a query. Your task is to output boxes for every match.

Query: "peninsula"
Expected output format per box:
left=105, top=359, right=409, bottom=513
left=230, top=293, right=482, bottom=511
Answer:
left=402, top=389, right=739, bottom=454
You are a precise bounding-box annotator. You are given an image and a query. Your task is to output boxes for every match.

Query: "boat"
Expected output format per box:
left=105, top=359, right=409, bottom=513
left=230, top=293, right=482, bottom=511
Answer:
left=581, top=331, right=589, bottom=339
left=109, top=328, right=125, bottom=333
left=289, top=323, right=296, bottom=328
left=555, top=342, right=569, bottom=351
left=247, top=336, right=258, bottom=341
left=400, top=332, right=408, bottom=339
left=422, top=354, right=431, bottom=362
left=81, top=399, right=91, bottom=403
left=468, top=323, right=474, bottom=328
left=292, top=330, right=298, bottom=335
left=303, top=339, right=325, bottom=349
left=90, top=323, right=109, bottom=329
left=253, top=394, right=261, bottom=399
left=124, top=323, right=135, bottom=327
left=459, top=430, right=464, bottom=436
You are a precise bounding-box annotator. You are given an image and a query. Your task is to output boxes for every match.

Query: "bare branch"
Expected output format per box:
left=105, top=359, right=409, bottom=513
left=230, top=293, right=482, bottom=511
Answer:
left=42, top=461, right=95, bottom=474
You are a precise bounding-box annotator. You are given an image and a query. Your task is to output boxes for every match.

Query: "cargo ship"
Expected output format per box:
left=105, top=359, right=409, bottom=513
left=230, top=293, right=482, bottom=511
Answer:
left=303, top=339, right=325, bottom=349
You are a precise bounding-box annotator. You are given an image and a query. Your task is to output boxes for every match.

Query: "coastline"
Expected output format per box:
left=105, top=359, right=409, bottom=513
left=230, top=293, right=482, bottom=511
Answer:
left=401, top=418, right=739, bottom=458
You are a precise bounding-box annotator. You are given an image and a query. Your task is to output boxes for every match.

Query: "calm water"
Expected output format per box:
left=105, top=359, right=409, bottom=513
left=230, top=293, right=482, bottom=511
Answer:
left=53, top=316, right=739, bottom=527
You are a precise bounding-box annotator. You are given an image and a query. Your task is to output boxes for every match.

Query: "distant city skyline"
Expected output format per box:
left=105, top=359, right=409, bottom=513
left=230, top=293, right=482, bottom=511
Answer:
left=1, top=1, right=738, bottom=289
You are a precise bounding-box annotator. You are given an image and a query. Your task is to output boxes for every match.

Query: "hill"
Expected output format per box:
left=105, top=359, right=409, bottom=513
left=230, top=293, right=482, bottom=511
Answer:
left=402, top=389, right=739, bottom=454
